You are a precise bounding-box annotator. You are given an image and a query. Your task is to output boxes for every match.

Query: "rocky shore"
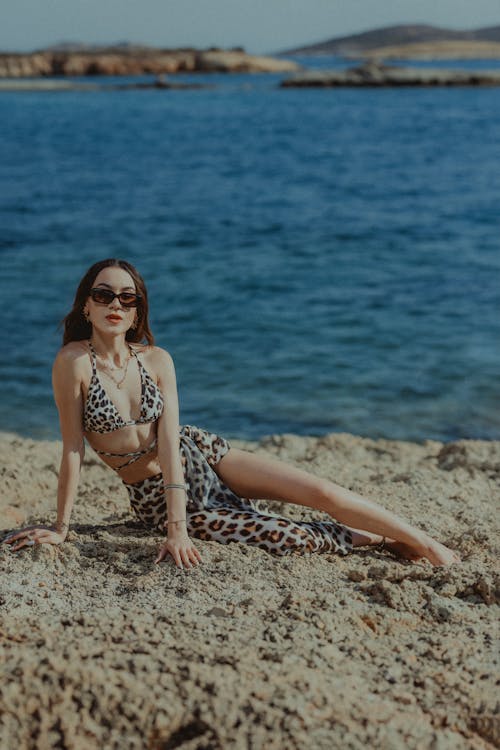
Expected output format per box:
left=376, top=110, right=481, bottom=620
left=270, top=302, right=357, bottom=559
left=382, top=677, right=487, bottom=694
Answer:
left=1, top=431, right=498, bottom=748
left=0, top=47, right=299, bottom=78
left=281, top=61, right=500, bottom=88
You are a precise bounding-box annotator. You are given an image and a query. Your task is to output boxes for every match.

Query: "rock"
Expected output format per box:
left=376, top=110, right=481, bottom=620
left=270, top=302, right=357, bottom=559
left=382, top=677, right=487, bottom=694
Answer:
left=347, top=569, right=366, bottom=582
left=436, top=443, right=470, bottom=471
left=394, top=691, right=416, bottom=705
left=367, top=564, right=390, bottom=580
left=281, top=62, right=500, bottom=88
left=205, top=606, right=232, bottom=618
left=474, top=575, right=498, bottom=605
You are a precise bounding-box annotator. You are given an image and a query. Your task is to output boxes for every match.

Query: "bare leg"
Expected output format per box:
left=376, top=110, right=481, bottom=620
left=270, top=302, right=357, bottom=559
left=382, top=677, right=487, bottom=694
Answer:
left=214, top=449, right=460, bottom=566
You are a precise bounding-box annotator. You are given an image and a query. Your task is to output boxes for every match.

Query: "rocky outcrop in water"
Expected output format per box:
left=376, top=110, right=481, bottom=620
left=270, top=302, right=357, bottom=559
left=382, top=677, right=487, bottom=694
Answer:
left=281, top=62, right=500, bottom=88
left=0, top=47, right=299, bottom=78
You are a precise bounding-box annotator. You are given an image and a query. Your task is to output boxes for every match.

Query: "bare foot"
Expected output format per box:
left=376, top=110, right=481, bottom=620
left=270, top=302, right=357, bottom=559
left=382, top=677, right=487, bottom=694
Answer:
left=383, top=538, right=425, bottom=563
left=365, top=534, right=461, bottom=566
left=382, top=535, right=460, bottom=566
left=412, top=535, right=461, bottom=566
left=354, top=533, right=424, bottom=563
left=354, top=531, right=460, bottom=567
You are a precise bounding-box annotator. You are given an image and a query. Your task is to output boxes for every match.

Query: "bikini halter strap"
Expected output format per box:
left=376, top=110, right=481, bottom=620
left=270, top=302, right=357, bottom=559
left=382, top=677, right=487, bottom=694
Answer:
left=88, top=340, right=97, bottom=375
left=88, top=340, right=136, bottom=373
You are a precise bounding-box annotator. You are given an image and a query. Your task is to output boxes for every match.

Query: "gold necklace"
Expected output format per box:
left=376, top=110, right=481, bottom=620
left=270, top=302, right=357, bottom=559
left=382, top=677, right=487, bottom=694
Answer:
left=101, top=357, right=130, bottom=389
left=96, top=349, right=132, bottom=390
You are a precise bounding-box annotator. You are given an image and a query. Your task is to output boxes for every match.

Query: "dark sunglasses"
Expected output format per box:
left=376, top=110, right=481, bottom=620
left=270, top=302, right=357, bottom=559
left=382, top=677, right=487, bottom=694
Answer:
left=90, top=288, right=142, bottom=308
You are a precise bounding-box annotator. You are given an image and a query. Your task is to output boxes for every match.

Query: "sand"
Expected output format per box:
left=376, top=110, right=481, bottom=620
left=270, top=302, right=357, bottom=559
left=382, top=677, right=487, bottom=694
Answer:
left=1, top=430, right=499, bottom=749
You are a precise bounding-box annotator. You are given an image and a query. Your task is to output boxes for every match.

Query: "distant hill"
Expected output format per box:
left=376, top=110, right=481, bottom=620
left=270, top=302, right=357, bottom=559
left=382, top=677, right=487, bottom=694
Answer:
left=282, top=23, right=500, bottom=57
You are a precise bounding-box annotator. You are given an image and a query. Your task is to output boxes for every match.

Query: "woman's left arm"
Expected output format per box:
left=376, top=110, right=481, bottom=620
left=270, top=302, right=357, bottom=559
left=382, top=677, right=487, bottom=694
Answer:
left=152, top=347, right=202, bottom=571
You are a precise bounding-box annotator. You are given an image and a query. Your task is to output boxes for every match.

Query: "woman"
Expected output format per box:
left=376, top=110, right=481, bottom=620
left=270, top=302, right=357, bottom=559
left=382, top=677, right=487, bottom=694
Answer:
left=4, top=259, right=460, bottom=570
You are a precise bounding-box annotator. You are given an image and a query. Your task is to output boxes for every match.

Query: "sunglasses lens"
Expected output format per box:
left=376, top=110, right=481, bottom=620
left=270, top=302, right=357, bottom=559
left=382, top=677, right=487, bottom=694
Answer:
left=91, top=289, right=114, bottom=304
left=119, top=293, right=140, bottom=308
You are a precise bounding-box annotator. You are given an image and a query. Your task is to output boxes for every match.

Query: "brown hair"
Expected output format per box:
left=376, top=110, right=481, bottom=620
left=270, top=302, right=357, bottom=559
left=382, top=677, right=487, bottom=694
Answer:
left=62, top=259, right=154, bottom=346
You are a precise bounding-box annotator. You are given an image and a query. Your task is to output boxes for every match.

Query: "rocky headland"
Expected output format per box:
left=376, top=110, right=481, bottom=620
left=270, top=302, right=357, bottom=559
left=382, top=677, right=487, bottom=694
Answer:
left=0, top=46, right=299, bottom=79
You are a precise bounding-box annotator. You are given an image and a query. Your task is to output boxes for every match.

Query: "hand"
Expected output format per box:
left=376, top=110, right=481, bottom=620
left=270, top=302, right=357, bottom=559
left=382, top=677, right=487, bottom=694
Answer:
left=2, top=525, right=66, bottom=552
left=155, top=528, right=202, bottom=570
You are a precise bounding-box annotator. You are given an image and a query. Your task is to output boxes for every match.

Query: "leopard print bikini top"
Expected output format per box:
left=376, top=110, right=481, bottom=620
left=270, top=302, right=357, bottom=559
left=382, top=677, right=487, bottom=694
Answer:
left=83, top=341, right=164, bottom=435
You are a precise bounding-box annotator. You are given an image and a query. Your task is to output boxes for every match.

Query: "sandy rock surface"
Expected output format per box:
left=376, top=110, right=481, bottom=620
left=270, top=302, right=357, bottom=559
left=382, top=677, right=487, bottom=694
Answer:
left=1, top=431, right=498, bottom=749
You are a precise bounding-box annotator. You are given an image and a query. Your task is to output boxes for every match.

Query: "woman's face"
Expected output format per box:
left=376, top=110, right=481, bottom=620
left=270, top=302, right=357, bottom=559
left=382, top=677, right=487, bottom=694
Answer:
left=84, top=266, right=138, bottom=337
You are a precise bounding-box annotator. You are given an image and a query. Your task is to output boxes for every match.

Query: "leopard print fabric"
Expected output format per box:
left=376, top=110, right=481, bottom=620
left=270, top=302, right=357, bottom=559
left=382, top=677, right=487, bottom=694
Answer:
left=84, top=341, right=164, bottom=434
left=124, top=424, right=353, bottom=557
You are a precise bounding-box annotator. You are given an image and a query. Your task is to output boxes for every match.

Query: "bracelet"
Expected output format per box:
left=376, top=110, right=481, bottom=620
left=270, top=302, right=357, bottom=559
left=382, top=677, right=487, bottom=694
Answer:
left=164, top=518, right=187, bottom=531
left=163, top=483, right=187, bottom=492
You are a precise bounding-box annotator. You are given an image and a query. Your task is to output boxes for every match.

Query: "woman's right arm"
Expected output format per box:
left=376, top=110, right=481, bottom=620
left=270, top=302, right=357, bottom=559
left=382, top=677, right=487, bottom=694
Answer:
left=52, top=348, right=86, bottom=539
left=3, top=347, right=85, bottom=551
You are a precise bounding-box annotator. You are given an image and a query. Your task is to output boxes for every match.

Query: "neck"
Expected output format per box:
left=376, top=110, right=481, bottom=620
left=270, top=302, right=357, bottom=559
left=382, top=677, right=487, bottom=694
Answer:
left=90, top=331, right=130, bottom=363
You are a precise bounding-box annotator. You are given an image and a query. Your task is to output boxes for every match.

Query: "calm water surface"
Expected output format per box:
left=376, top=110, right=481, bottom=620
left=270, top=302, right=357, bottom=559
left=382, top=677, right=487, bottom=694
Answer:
left=1, top=59, right=499, bottom=441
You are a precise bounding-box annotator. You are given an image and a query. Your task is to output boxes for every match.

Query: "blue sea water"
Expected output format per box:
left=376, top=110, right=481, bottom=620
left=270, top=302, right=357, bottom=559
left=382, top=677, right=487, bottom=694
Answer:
left=1, top=58, right=499, bottom=442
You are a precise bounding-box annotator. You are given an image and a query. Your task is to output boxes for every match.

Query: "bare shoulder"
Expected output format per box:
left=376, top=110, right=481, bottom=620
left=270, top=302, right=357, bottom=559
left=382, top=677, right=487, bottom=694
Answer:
left=133, top=344, right=175, bottom=372
left=53, top=341, right=90, bottom=376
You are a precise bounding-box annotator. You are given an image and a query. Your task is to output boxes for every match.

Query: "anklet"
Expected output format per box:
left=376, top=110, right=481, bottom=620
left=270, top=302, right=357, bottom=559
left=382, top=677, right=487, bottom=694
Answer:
left=376, top=536, right=387, bottom=550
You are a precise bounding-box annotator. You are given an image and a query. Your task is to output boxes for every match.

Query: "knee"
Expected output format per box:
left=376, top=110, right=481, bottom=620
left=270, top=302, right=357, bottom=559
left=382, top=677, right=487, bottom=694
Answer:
left=314, top=479, right=341, bottom=513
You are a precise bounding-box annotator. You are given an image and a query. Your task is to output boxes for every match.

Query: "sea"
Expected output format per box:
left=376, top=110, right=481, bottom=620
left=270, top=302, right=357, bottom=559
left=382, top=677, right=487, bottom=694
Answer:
left=1, top=57, right=499, bottom=442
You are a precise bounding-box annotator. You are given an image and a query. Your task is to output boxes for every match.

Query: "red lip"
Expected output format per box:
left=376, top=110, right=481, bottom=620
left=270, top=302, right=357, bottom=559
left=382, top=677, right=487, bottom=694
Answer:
left=106, top=315, right=123, bottom=322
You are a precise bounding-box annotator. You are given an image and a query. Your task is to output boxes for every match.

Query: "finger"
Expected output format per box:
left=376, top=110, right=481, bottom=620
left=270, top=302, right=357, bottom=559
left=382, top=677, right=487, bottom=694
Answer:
left=3, top=532, right=23, bottom=544
left=187, top=548, right=201, bottom=566
left=180, top=551, right=193, bottom=570
left=5, top=525, right=37, bottom=540
left=10, top=535, right=32, bottom=550
left=11, top=539, right=35, bottom=552
left=4, top=526, right=39, bottom=544
left=191, top=546, right=203, bottom=563
left=173, top=552, right=184, bottom=570
left=154, top=546, right=167, bottom=564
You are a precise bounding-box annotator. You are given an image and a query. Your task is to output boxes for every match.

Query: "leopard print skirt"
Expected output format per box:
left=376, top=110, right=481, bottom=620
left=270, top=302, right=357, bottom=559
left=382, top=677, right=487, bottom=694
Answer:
left=124, top=424, right=353, bottom=557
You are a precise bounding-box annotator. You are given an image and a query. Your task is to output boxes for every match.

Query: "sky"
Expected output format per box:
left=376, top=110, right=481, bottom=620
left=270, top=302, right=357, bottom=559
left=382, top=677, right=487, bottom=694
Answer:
left=2, top=0, right=499, bottom=54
